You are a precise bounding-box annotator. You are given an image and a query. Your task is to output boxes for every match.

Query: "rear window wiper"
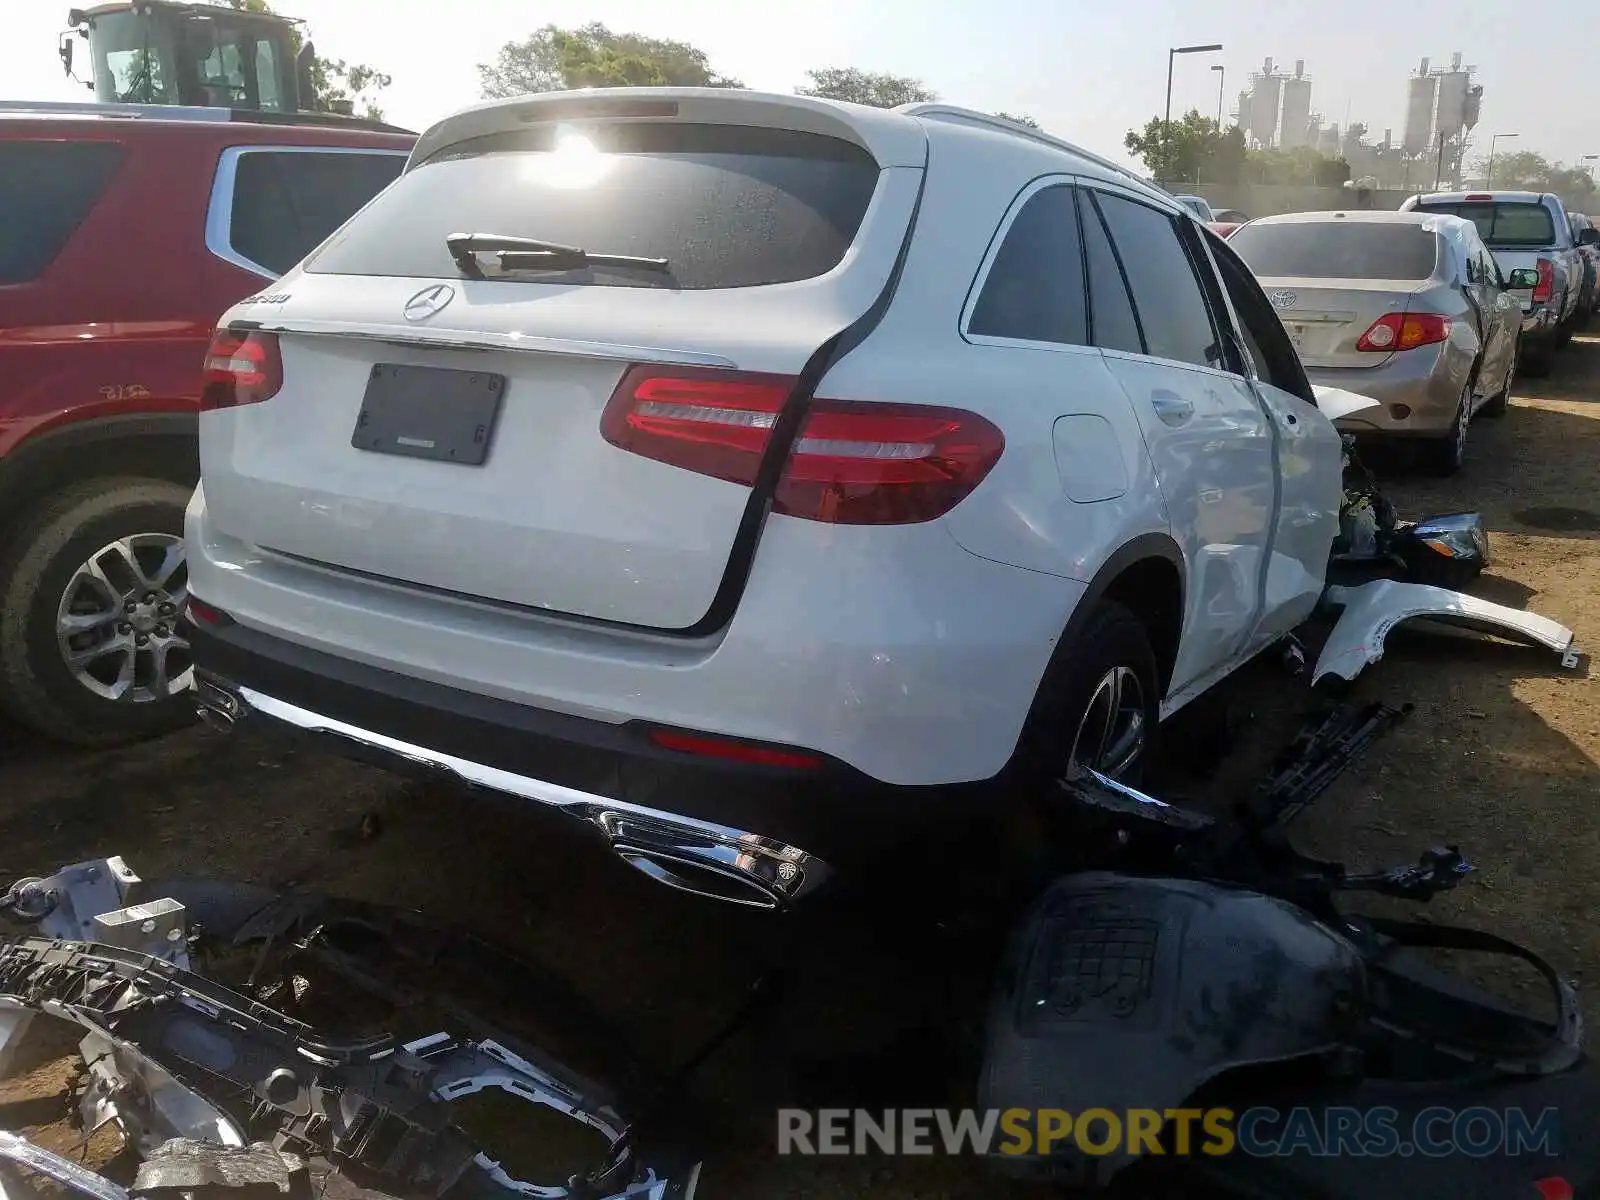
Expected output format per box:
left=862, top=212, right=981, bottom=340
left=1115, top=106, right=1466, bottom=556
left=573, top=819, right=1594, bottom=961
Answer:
left=445, top=232, right=670, bottom=279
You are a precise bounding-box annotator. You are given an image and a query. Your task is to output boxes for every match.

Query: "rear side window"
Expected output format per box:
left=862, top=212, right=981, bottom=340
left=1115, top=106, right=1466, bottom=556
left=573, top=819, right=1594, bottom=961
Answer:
left=1227, top=221, right=1440, bottom=281
left=1079, top=196, right=1144, bottom=355
left=228, top=150, right=406, bottom=275
left=968, top=184, right=1088, bottom=346
left=1413, top=201, right=1556, bottom=248
left=307, top=123, right=881, bottom=289
left=0, top=140, right=124, bottom=284
left=1091, top=191, right=1222, bottom=369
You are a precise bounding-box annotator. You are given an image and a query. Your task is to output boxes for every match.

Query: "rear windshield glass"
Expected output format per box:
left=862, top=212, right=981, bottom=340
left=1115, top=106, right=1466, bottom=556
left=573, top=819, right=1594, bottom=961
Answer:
left=0, top=140, right=125, bottom=284
left=307, top=123, right=882, bottom=289
left=1226, top=221, right=1440, bottom=280
left=1412, top=201, right=1556, bottom=248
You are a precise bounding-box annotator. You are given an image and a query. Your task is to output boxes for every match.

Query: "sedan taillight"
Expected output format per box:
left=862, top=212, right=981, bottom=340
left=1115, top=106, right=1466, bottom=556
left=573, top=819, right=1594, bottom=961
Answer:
left=1355, top=313, right=1451, bottom=352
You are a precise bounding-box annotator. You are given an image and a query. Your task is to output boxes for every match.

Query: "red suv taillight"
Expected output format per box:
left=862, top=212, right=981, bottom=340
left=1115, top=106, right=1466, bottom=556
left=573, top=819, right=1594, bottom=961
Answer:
left=599, top=366, right=1005, bottom=525
left=201, top=329, right=283, bottom=410
left=1531, top=258, right=1554, bottom=304
left=1355, top=313, right=1451, bottom=353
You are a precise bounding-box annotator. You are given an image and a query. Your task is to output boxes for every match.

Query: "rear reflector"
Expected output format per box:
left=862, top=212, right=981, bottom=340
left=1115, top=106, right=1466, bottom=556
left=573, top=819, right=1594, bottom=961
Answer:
left=184, top=597, right=232, bottom=627
left=1355, top=313, right=1450, bottom=352
left=601, top=366, right=1005, bottom=524
left=649, top=729, right=821, bottom=770
left=201, top=329, right=283, bottom=410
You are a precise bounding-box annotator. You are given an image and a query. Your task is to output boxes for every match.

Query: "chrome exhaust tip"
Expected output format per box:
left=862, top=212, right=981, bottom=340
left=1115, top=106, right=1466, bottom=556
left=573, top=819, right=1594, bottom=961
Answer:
left=194, top=678, right=243, bottom=732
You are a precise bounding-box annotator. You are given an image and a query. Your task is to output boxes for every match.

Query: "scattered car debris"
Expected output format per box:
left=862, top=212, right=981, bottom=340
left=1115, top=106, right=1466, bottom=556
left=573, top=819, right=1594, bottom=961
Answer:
left=984, top=767, right=1594, bottom=1194
left=1314, top=579, right=1581, bottom=685
left=0, top=860, right=705, bottom=1200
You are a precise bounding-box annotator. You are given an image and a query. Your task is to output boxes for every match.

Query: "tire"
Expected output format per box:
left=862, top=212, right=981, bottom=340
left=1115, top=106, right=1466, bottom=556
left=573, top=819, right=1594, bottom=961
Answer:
left=1021, top=599, right=1162, bottom=792
left=0, top=476, right=197, bottom=747
left=1418, top=388, right=1470, bottom=477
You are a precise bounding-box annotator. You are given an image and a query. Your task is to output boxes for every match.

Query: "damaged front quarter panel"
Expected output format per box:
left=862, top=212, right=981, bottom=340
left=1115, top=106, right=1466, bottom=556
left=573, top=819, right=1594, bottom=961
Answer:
left=1313, top=579, right=1582, bottom=685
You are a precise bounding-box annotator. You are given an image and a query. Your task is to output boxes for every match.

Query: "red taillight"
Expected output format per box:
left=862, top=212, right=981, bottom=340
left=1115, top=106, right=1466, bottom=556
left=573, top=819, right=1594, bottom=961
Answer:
left=600, top=366, right=1005, bottom=525
left=1531, top=258, right=1554, bottom=304
left=1355, top=313, right=1451, bottom=353
left=201, top=329, right=282, bottom=410
left=1464, top=193, right=1492, bottom=201
left=649, top=729, right=821, bottom=770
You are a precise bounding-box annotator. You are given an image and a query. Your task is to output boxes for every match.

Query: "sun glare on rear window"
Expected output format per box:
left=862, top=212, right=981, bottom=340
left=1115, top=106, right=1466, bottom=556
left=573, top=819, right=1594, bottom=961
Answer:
left=306, top=122, right=882, bottom=289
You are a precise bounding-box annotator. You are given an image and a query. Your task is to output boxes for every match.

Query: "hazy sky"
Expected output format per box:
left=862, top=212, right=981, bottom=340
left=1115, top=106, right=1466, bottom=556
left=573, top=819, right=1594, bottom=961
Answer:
left=6, top=0, right=1596, bottom=173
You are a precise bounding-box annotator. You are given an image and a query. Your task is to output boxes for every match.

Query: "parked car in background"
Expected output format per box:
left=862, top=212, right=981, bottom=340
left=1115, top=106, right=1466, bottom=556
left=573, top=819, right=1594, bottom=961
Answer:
left=0, top=101, right=413, bottom=745
left=1174, top=193, right=1215, bottom=222
left=1568, top=212, right=1599, bottom=316
left=185, top=90, right=1349, bottom=907
left=1398, top=190, right=1583, bottom=374
left=1209, top=208, right=1249, bottom=238
left=1228, top=210, right=1521, bottom=475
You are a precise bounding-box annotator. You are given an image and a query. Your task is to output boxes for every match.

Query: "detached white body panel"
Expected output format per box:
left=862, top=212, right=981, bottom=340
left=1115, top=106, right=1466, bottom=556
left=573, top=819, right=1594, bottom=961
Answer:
left=1314, top=580, right=1581, bottom=685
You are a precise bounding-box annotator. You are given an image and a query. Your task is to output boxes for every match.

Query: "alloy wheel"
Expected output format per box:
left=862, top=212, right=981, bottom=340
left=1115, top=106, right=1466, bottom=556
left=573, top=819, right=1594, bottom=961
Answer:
left=55, top=533, right=193, bottom=703
left=1066, top=665, right=1148, bottom=781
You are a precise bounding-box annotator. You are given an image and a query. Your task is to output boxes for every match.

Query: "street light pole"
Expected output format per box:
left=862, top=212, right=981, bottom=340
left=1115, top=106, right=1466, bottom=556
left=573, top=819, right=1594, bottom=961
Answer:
left=1486, top=132, right=1518, bottom=187
left=1212, top=64, right=1225, bottom=128
left=1162, top=43, right=1223, bottom=185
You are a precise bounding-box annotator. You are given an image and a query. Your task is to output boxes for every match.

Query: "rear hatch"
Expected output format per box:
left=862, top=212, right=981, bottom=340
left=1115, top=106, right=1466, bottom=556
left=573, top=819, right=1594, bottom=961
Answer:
left=1228, top=217, right=1443, bottom=368
left=201, top=95, right=927, bottom=631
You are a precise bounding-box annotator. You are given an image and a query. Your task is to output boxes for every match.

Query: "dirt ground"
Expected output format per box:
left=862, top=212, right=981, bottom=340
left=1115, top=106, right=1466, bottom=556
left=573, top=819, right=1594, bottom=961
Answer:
left=3, top=333, right=1598, bottom=1199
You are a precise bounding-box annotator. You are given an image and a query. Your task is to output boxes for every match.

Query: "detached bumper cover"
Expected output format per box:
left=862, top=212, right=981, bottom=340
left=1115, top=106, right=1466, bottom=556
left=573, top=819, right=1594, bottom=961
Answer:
left=1313, top=580, right=1581, bottom=685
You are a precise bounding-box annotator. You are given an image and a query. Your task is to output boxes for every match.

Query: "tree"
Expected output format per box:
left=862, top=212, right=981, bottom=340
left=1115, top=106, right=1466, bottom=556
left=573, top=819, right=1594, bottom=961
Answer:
left=1471, top=148, right=1596, bottom=198
left=994, top=111, right=1040, bottom=130
left=1244, top=144, right=1350, bottom=186
left=1124, top=109, right=1243, bottom=184
left=222, top=0, right=391, bottom=119
left=478, top=23, right=742, bottom=97
left=796, top=68, right=935, bottom=109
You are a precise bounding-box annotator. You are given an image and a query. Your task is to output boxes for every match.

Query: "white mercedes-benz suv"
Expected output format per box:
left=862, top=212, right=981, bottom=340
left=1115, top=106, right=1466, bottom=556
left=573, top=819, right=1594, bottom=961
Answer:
left=185, top=88, right=1345, bottom=908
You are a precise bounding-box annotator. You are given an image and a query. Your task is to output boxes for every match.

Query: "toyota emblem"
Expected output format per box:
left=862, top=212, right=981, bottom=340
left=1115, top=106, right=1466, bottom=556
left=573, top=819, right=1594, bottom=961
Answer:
left=1269, top=290, right=1298, bottom=310
left=403, top=283, right=455, bottom=322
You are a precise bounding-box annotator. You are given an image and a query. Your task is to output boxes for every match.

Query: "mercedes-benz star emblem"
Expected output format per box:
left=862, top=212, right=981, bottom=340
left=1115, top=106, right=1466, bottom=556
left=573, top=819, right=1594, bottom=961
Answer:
left=403, top=284, right=455, bottom=322
left=1269, top=290, right=1298, bottom=310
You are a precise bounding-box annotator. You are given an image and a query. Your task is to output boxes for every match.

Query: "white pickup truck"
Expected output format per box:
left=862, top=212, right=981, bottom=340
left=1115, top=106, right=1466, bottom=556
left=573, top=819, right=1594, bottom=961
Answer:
left=1399, top=190, right=1589, bottom=376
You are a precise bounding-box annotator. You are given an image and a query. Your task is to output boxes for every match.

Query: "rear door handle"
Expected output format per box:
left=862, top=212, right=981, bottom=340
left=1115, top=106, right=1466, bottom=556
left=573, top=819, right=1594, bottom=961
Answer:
left=1151, top=392, right=1194, bottom=426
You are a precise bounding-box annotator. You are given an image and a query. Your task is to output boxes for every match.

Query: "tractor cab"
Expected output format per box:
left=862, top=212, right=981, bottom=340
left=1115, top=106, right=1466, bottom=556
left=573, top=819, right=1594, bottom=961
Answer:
left=59, top=1, right=320, bottom=114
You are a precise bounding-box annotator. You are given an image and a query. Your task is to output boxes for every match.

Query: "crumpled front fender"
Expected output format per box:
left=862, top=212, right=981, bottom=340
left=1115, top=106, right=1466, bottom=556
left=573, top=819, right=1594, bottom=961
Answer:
left=1313, top=580, right=1581, bottom=685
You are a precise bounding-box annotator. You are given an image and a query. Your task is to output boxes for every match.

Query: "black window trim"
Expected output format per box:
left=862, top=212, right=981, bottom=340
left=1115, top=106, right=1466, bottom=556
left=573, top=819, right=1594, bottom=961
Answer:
left=1201, top=228, right=1317, bottom=405
left=205, top=143, right=411, bottom=281
left=959, top=172, right=1099, bottom=357
left=1080, top=186, right=1149, bottom=355
left=1082, top=181, right=1234, bottom=375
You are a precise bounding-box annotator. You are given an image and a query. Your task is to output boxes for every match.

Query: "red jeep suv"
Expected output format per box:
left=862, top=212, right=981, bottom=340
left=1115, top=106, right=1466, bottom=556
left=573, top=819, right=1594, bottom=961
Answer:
left=0, top=102, right=413, bottom=745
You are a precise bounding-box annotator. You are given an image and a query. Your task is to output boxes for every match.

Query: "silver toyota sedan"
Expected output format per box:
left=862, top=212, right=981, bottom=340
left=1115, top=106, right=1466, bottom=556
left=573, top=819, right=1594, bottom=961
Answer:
left=1227, top=210, right=1523, bottom=475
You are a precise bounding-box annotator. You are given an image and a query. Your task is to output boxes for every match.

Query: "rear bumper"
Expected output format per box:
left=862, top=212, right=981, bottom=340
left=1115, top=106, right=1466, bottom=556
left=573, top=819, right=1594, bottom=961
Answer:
left=1307, top=347, right=1465, bottom=437
left=188, top=615, right=993, bottom=908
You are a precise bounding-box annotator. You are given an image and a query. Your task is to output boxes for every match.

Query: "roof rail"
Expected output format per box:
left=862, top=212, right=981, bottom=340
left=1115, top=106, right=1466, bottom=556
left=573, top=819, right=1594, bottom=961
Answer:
left=893, top=102, right=1145, bottom=185
left=0, top=98, right=413, bottom=135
